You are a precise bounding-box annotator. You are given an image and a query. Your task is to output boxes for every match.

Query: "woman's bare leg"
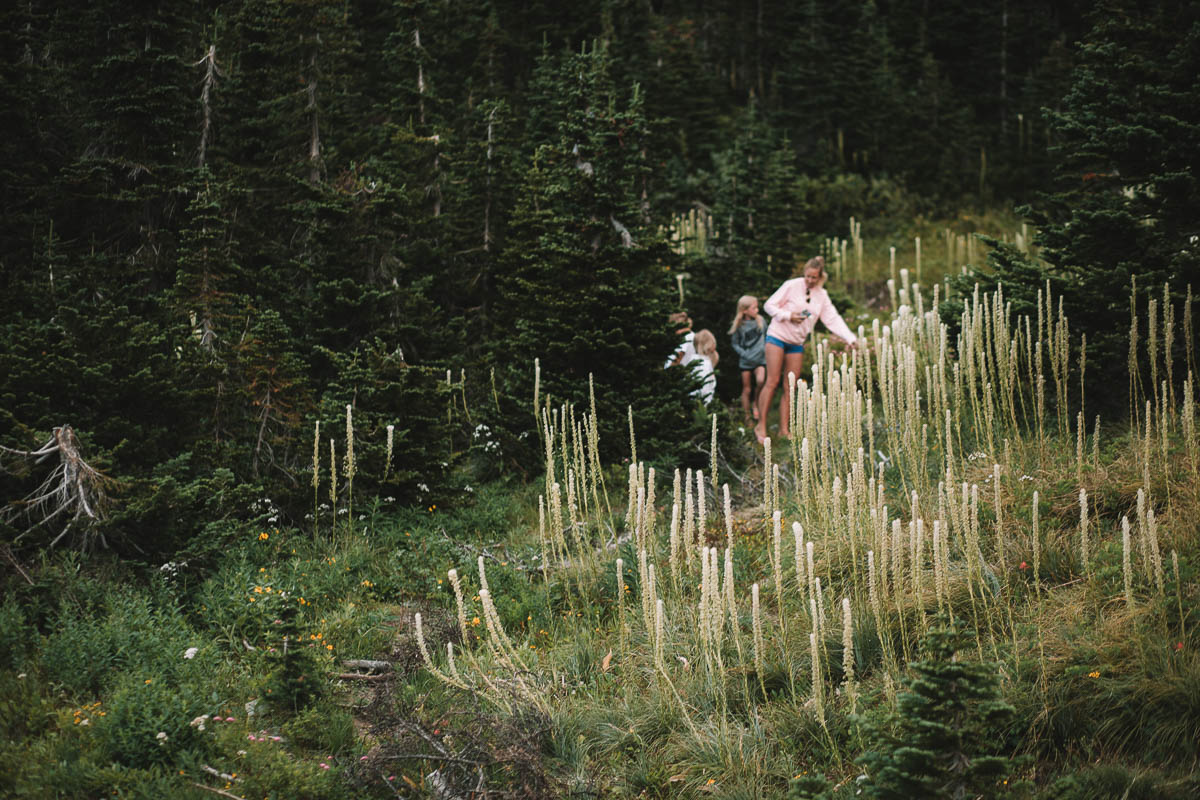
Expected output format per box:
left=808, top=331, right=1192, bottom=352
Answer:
left=777, top=351, right=805, bottom=438
left=754, top=344, right=785, bottom=442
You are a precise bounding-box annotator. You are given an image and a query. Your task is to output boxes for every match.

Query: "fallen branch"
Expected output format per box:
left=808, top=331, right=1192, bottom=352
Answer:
left=342, top=659, right=392, bottom=671
left=2, top=425, right=116, bottom=552
left=338, top=672, right=392, bottom=682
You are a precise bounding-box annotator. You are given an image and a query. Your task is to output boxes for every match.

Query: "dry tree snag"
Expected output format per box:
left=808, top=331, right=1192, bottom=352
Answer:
left=1, top=425, right=116, bottom=552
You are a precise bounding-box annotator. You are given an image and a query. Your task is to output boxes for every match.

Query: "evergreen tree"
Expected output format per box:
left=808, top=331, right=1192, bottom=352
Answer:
left=493, top=43, right=704, bottom=463
left=858, top=619, right=1022, bottom=800
left=960, top=0, right=1200, bottom=415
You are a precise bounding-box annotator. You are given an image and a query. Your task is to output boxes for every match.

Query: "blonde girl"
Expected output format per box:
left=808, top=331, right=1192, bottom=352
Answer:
left=729, top=295, right=767, bottom=424
left=753, top=256, right=858, bottom=444
left=685, top=328, right=719, bottom=406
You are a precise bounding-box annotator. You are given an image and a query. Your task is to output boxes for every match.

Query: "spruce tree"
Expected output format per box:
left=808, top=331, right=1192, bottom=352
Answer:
left=858, top=619, right=1021, bottom=800
left=494, top=43, right=703, bottom=463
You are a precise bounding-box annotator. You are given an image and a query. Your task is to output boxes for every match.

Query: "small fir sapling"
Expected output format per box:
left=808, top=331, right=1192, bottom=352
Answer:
left=857, top=617, right=1023, bottom=799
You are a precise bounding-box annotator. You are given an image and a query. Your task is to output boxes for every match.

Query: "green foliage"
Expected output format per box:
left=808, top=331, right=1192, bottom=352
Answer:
left=282, top=705, right=358, bottom=756
left=0, top=596, right=34, bottom=671
left=788, top=773, right=834, bottom=800
left=263, top=604, right=328, bottom=716
left=494, top=43, right=707, bottom=466
left=1040, top=764, right=1200, bottom=800
left=41, top=590, right=195, bottom=697
left=858, top=618, right=1023, bottom=800
left=92, top=672, right=207, bottom=769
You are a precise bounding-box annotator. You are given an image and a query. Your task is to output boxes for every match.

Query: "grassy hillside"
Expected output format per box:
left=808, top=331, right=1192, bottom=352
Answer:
left=2, top=279, right=1198, bottom=799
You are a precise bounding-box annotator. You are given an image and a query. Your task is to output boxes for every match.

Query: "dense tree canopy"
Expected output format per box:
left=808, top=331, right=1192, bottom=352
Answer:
left=6, top=0, right=1195, bottom=556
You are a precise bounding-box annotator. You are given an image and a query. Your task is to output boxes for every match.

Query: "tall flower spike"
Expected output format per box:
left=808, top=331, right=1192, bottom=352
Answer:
left=384, top=424, right=395, bottom=479
left=311, top=420, right=320, bottom=489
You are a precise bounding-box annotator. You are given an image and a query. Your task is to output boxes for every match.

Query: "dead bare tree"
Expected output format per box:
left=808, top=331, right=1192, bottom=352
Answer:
left=1, top=425, right=117, bottom=552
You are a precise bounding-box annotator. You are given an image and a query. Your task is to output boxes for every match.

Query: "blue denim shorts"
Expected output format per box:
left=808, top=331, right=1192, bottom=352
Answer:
left=765, top=335, right=804, bottom=354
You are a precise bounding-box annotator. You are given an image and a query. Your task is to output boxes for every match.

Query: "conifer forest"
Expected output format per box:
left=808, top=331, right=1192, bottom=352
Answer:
left=1, top=1, right=1198, bottom=798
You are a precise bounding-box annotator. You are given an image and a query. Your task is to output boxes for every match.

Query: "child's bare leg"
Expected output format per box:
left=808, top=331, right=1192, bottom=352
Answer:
left=740, top=370, right=754, bottom=423
left=752, top=366, right=766, bottom=418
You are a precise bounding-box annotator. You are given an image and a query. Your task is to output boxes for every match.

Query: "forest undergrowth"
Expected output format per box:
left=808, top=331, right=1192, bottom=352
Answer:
left=2, top=277, right=1199, bottom=800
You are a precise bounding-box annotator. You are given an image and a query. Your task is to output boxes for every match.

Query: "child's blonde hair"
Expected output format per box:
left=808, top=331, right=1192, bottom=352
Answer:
left=693, top=329, right=719, bottom=366
left=728, top=295, right=763, bottom=335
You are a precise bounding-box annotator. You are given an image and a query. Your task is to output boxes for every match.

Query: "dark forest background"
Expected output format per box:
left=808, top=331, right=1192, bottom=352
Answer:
left=1, top=0, right=1196, bottom=558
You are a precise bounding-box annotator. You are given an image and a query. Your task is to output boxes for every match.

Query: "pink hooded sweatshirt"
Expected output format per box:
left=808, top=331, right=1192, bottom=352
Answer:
left=763, top=278, right=858, bottom=347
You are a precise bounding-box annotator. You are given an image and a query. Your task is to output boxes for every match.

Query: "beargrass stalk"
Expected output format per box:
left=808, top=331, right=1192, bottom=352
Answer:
left=1148, top=508, right=1163, bottom=595
left=1122, top=516, right=1134, bottom=606
left=311, top=420, right=320, bottom=535
left=842, top=597, right=856, bottom=711
left=683, top=469, right=695, bottom=570
left=329, top=439, right=337, bottom=510
left=1032, top=491, right=1041, bottom=594
left=810, top=632, right=825, bottom=726
left=710, top=414, right=718, bottom=496
left=752, top=583, right=766, bottom=698
left=763, top=438, right=773, bottom=512
left=772, top=511, right=784, bottom=627
left=616, top=557, right=627, bottom=661
left=724, top=484, right=734, bottom=553
left=1079, top=489, right=1089, bottom=574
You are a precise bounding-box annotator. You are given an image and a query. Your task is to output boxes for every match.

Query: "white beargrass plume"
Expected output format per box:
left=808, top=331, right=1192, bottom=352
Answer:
left=696, top=469, right=707, bottom=545
left=710, top=413, right=718, bottom=497
left=668, top=502, right=681, bottom=592
left=1079, top=489, right=1089, bottom=574
left=806, top=541, right=817, bottom=621
left=842, top=597, right=856, bottom=710
left=533, top=358, right=540, bottom=419
left=1136, top=488, right=1150, bottom=575
left=867, top=550, right=884, bottom=646
left=724, top=548, right=743, bottom=662
left=384, top=424, right=394, bottom=479
left=329, top=439, right=337, bottom=508
left=616, top=558, right=627, bottom=658
left=932, top=523, right=944, bottom=611
left=752, top=583, right=766, bottom=697
left=625, top=462, right=638, bottom=533
left=311, top=420, right=320, bottom=533
left=479, top=588, right=524, bottom=670
left=762, top=438, right=773, bottom=511
left=724, top=484, right=734, bottom=553
left=550, top=482, right=568, bottom=565
left=771, top=512, right=784, bottom=628
left=645, top=467, right=657, bottom=541
left=1032, top=491, right=1041, bottom=593
left=628, top=405, right=638, bottom=467
left=993, top=464, right=1004, bottom=569
left=1148, top=508, right=1164, bottom=595
left=537, top=496, right=549, bottom=578
left=810, top=631, right=825, bottom=726
left=312, top=420, right=320, bottom=490
left=448, top=569, right=469, bottom=643
left=415, top=613, right=468, bottom=690
left=683, top=468, right=695, bottom=568
left=772, top=464, right=781, bottom=519
left=1122, top=516, right=1134, bottom=607
left=344, top=405, right=355, bottom=516
left=654, top=598, right=666, bottom=671
left=793, top=522, right=806, bottom=606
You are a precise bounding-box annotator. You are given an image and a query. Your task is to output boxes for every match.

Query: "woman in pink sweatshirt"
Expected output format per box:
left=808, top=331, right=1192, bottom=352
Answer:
left=754, top=256, right=858, bottom=444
